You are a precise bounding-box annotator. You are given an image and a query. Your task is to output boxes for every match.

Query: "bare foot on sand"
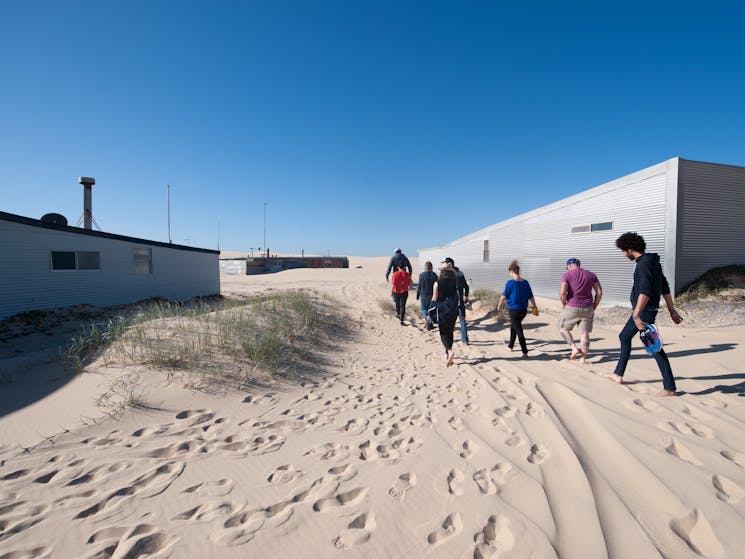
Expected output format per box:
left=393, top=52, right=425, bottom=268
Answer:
left=657, top=389, right=677, bottom=397
left=578, top=351, right=588, bottom=365
left=446, top=350, right=455, bottom=367
left=604, top=373, right=624, bottom=384
left=570, top=348, right=581, bottom=360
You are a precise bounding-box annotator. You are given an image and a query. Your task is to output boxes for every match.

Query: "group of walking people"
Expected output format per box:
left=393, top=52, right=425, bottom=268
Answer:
left=386, top=231, right=684, bottom=396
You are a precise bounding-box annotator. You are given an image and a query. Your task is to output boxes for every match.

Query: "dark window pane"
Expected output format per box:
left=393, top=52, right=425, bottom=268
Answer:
left=591, top=222, right=613, bottom=232
left=51, top=251, right=76, bottom=270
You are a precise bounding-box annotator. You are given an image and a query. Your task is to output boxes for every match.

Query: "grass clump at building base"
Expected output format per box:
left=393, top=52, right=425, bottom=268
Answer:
left=676, top=265, right=745, bottom=303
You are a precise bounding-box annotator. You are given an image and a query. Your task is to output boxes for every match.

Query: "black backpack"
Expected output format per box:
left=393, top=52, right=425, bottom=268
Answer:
left=428, top=295, right=458, bottom=324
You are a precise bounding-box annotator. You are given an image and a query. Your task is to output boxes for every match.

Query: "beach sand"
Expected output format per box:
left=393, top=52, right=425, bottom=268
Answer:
left=1, top=256, right=745, bottom=558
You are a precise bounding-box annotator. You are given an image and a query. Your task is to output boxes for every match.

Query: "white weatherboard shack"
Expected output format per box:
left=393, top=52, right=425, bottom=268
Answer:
left=419, top=158, right=745, bottom=305
left=0, top=210, right=220, bottom=320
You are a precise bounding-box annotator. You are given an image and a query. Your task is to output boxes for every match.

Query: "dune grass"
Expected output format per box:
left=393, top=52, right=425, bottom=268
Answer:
left=62, top=290, right=346, bottom=388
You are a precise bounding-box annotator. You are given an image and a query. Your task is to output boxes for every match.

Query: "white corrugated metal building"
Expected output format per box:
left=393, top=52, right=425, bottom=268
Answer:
left=0, top=210, right=220, bottom=319
left=419, top=158, right=745, bottom=305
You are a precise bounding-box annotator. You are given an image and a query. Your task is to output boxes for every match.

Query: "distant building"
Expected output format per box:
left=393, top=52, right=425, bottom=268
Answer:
left=220, top=256, right=349, bottom=275
left=419, top=158, right=745, bottom=305
left=0, top=210, right=220, bottom=319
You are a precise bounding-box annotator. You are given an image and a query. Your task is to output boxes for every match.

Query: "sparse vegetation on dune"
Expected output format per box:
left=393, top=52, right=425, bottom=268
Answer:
left=62, top=290, right=348, bottom=389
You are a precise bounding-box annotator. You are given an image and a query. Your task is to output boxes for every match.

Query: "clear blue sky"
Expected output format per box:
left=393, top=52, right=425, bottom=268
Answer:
left=2, top=1, right=744, bottom=256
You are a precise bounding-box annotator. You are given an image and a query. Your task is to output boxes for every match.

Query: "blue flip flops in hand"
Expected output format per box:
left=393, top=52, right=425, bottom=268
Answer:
left=640, top=324, right=663, bottom=355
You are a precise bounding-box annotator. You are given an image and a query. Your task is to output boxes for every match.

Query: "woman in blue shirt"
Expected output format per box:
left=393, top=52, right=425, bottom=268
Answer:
left=496, top=260, right=538, bottom=357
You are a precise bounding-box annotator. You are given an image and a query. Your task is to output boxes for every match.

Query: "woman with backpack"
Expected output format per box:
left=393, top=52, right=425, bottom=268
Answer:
left=496, top=260, right=538, bottom=358
left=431, top=264, right=459, bottom=366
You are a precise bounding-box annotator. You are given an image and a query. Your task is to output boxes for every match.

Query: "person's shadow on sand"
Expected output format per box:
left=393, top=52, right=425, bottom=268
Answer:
left=592, top=342, right=738, bottom=364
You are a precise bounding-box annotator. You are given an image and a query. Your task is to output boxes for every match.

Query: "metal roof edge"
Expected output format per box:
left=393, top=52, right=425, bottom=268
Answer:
left=0, top=210, right=219, bottom=255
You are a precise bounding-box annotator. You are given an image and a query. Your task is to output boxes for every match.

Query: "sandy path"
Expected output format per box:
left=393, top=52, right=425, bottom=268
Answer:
left=1, top=256, right=745, bottom=558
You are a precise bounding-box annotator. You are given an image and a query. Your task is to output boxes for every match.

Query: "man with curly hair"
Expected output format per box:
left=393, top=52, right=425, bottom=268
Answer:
left=605, top=232, right=683, bottom=396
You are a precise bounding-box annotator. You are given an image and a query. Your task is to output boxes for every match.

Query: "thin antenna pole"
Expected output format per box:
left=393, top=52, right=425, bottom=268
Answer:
left=167, top=184, right=172, bottom=243
left=217, top=220, right=221, bottom=251
left=263, top=201, right=267, bottom=255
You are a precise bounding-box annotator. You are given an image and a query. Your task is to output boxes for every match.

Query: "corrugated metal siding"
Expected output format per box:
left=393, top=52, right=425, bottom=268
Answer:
left=420, top=161, right=673, bottom=305
left=1, top=219, right=220, bottom=319
left=677, top=159, right=745, bottom=291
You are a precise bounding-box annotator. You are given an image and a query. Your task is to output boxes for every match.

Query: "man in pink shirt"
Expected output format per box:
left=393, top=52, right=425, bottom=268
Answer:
left=558, top=258, right=602, bottom=364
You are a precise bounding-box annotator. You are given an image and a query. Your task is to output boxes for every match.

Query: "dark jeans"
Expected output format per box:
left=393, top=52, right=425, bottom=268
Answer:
left=393, top=291, right=408, bottom=322
left=614, top=309, right=676, bottom=391
left=439, top=314, right=458, bottom=353
left=508, top=308, right=528, bottom=354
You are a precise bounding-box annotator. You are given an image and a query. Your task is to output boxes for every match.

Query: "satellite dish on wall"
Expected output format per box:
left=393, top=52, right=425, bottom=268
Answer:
left=41, top=213, right=68, bottom=226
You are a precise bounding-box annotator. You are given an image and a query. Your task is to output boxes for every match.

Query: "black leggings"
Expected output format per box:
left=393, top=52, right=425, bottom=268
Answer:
left=508, top=308, right=528, bottom=353
left=439, top=315, right=458, bottom=353
left=393, top=291, right=408, bottom=322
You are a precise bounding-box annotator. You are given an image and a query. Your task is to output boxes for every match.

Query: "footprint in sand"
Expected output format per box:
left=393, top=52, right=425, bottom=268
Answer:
left=427, top=512, right=463, bottom=545
left=459, top=440, right=478, bottom=459
left=327, top=463, right=358, bottom=482
left=713, top=475, right=745, bottom=503
left=527, top=444, right=549, bottom=465
left=448, top=416, right=464, bottom=431
left=267, top=465, right=303, bottom=484
left=505, top=432, right=525, bottom=448
left=524, top=402, right=544, bottom=418
left=447, top=468, right=464, bottom=496
left=175, top=409, right=215, bottom=427
left=85, top=523, right=178, bottom=559
left=665, top=439, right=703, bottom=466
left=182, top=478, right=234, bottom=496
left=333, top=511, right=376, bottom=549
left=473, top=463, right=512, bottom=495
left=313, top=487, right=368, bottom=512
left=242, top=393, right=279, bottom=406
left=670, top=508, right=724, bottom=557
left=625, top=398, right=664, bottom=414
left=342, top=418, right=370, bottom=435
left=494, top=406, right=516, bottom=419
left=173, top=500, right=238, bottom=522
left=474, top=514, right=515, bottom=559
left=389, top=473, right=417, bottom=503
left=660, top=421, right=714, bottom=439
left=721, top=449, right=745, bottom=469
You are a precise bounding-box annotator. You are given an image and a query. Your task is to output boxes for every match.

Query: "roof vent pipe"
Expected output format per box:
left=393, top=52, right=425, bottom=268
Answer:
left=78, top=176, right=95, bottom=229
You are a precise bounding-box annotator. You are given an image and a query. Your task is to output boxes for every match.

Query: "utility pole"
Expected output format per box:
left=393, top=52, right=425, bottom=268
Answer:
left=263, top=201, right=267, bottom=255
left=167, top=184, right=172, bottom=243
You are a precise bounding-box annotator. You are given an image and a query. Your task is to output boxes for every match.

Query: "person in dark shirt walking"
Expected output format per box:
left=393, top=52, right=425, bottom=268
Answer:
left=416, top=261, right=438, bottom=330
left=385, top=248, right=412, bottom=282
left=432, top=264, right=459, bottom=366
left=442, top=257, right=470, bottom=345
left=605, top=232, right=683, bottom=396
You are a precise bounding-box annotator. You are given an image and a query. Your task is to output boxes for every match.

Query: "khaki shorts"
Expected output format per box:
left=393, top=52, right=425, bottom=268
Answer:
left=558, top=305, right=594, bottom=334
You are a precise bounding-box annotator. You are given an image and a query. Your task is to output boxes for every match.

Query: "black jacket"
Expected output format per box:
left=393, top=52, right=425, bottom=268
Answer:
left=631, top=252, right=671, bottom=309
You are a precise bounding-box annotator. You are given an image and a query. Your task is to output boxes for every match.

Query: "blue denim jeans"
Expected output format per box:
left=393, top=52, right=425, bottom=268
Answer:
left=614, top=309, right=676, bottom=391
left=420, top=296, right=432, bottom=320
left=458, top=308, right=469, bottom=343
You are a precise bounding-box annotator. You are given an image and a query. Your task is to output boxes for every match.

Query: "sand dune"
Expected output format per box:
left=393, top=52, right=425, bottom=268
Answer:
left=1, top=256, right=745, bottom=558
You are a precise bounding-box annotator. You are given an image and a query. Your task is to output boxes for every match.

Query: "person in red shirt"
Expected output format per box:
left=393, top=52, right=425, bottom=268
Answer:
left=391, top=261, right=412, bottom=325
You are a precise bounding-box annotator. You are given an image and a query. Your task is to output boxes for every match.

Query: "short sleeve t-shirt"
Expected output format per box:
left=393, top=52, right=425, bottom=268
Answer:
left=503, top=279, right=533, bottom=310
left=561, top=268, right=598, bottom=307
